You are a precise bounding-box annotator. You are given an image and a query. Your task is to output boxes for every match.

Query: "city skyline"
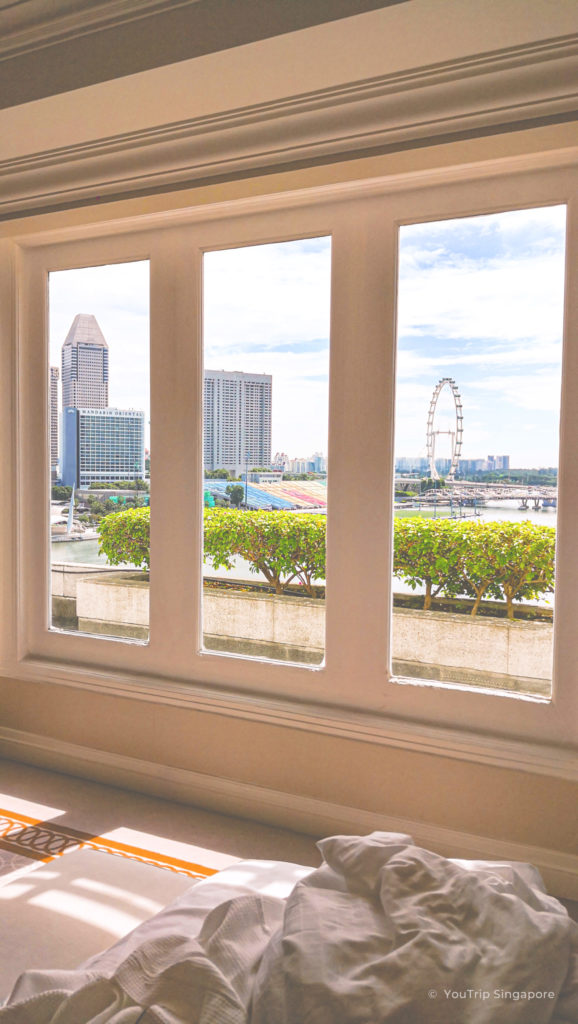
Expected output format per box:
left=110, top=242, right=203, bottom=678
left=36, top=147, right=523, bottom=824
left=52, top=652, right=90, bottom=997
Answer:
left=49, top=206, right=566, bottom=469
left=395, top=205, right=565, bottom=469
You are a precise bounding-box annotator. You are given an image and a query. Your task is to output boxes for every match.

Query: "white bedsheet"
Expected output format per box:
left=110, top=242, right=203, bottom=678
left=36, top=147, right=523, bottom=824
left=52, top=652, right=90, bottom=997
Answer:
left=2, top=835, right=577, bottom=1024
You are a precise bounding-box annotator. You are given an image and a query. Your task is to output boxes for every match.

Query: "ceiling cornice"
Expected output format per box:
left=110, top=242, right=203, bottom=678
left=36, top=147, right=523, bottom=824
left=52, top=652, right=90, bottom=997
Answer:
left=0, top=0, right=406, bottom=108
left=0, top=32, right=577, bottom=220
left=0, top=0, right=198, bottom=59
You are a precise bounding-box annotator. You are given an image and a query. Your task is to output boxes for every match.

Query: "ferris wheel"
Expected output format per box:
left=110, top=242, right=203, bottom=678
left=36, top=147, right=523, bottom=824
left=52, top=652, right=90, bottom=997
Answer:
left=426, top=377, right=463, bottom=480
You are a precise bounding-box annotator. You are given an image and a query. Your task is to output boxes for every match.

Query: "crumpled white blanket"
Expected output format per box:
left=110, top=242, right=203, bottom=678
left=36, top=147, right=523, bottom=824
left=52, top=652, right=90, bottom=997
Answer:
left=250, top=833, right=578, bottom=1023
left=1, top=834, right=577, bottom=1024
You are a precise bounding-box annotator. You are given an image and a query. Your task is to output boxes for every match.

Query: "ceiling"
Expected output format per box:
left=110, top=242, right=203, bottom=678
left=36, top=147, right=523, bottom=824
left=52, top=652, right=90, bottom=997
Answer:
left=0, top=0, right=408, bottom=109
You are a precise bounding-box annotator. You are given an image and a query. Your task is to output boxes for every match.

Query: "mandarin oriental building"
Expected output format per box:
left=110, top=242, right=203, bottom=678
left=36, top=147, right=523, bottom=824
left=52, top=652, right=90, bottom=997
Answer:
left=62, top=407, right=145, bottom=487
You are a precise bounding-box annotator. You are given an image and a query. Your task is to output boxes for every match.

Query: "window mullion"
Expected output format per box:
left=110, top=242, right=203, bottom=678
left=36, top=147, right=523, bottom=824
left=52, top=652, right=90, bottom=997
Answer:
left=324, top=203, right=397, bottom=707
left=146, top=229, right=203, bottom=678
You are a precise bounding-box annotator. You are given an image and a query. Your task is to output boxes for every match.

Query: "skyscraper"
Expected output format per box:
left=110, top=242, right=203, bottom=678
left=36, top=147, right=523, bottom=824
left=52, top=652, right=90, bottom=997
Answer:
left=60, top=313, right=145, bottom=487
left=61, top=313, right=109, bottom=409
left=204, top=369, right=272, bottom=476
left=50, top=366, right=59, bottom=478
left=62, top=408, right=145, bottom=487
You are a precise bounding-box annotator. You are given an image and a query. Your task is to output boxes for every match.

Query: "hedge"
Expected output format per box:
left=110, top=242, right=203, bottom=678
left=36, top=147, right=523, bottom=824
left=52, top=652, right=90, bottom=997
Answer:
left=393, top=517, right=555, bottom=618
left=97, top=508, right=555, bottom=617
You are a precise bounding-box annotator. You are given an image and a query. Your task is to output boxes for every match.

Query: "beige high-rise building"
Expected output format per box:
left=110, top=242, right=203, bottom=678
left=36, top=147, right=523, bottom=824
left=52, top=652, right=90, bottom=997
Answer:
left=61, top=313, right=109, bottom=410
left=204, top=369, right=272, bottom=477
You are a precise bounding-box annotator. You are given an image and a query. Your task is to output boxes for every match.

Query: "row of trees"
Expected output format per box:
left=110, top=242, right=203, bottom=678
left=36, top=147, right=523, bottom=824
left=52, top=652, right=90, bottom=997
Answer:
left=97, top=509, right=555, bottom=618
left=88, top=480, right=149, bottom=491
left=393, top=517, right=555, bottom=618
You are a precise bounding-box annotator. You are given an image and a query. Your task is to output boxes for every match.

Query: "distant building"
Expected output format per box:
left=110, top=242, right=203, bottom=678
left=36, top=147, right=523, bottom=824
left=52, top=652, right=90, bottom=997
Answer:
left=204, top=369, right=272, bottom=477
left=395, top=457, right=429, bottom=474
left=62, top=408, right=145, bottom=487
left=287, top=458, right=310, bottom=474
left=50, top=366, right=59, bottom=478
left=272, top=452, right=288, bottom=471
left=459, top=458, right=487, bottom=474
left=61, top=313, right=109, bottom=410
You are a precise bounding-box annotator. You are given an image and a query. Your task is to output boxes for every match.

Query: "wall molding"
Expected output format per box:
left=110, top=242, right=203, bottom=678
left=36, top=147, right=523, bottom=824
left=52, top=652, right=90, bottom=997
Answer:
left=6, top=658, right=578, bottom=783
left=1, top=33, right=577, bottom=219
left=0, top=724, right=576, bottom=898
left=0, top=0, right=198, bottom=61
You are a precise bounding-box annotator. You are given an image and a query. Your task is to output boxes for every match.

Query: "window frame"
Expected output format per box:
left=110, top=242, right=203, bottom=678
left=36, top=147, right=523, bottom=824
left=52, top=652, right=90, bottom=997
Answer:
left=5, top=159, right=578, bottom=751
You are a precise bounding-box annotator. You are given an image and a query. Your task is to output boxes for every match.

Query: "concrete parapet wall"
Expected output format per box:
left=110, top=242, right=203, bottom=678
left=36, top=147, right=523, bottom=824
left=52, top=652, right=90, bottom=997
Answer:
left=56, top=568, right=552, bottom=693
left=52, top=561, right=129, bottom=599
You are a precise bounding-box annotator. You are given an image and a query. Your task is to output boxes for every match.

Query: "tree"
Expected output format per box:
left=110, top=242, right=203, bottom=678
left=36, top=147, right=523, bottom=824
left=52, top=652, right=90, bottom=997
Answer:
left=51, top=485, right=72, bottom=501
left=98, top=507, right=150, bottom=569
left=226, top=484, right=244, bottom=507
left=393, top=516, right=462, bottom=610
left=203, top=509, right=326, bottom=595
left=473, top=520, right=555, bottom=619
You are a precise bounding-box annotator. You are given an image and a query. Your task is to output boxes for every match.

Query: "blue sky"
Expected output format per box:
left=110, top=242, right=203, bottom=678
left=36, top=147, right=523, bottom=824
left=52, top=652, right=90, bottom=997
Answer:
left=49, top=204, right=566, bottom=466
left=396, top=205, right=566, bottom=467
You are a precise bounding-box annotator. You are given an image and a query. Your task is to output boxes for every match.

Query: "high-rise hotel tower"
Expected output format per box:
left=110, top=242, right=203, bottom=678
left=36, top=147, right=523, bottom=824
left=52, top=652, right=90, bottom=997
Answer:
left=60, top=313, right=145, bottom=487
left=61, top=313, right=109, bottom=409
left=204, top=369, right=272, bottom=477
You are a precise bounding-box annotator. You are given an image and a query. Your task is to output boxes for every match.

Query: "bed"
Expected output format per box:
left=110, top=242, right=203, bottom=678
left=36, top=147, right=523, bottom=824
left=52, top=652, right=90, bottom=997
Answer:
left=2, top=832, right=577, bottom=1023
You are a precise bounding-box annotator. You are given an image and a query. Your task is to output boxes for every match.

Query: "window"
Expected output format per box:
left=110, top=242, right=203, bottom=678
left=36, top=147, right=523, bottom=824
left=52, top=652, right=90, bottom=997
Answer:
left=48, top=261, right=150, bottom=642
left=11, top=160, right=578, bottom=749
left=393, top=206, right=565, bottom=699
left=201, top=237, right=331, bottom=665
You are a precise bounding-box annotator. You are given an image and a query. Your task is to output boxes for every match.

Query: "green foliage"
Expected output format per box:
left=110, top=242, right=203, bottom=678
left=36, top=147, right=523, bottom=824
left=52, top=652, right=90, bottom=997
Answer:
left=51, top=485, right=72, bottom=501
left=203, top=509, right=326, bottom=595
left=95, top=508, right=555, bottom=616
left=393, top=517, right=555, bottom=617
left=394, top=517, right=463, bottom=610
left=97, top=507, right=151, bottom=569
left=89, top=479, right=149, bottom=491
left=226, top=484, right=245, bottom=507
left=205, top=469, right=231, bottom=479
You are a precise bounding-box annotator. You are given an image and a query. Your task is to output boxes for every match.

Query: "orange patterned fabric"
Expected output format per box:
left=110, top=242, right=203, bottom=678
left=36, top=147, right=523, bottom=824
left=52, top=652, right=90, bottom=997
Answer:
left=0, top=808, right=216, bottom=879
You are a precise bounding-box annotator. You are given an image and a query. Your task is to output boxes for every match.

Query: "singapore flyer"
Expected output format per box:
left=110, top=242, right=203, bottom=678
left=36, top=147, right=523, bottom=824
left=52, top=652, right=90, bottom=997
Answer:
left=426, top=377, right=463, bottom=480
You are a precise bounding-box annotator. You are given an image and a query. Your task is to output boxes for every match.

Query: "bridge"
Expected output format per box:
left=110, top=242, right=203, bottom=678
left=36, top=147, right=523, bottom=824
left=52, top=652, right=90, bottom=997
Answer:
left=418, top=480, right=557, bottom=509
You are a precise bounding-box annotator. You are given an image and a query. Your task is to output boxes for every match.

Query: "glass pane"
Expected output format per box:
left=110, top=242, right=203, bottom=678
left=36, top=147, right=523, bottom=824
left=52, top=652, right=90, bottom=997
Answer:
left=393, top=206, right=566, bottom=697
left=49, top=261, right=150, bottom=642
left=202, top=237, right=331, bottom=665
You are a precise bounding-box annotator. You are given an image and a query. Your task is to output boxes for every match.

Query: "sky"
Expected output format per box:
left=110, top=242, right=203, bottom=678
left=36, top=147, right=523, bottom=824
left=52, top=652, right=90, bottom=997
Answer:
left=49, top=203, right=566, bottom=467
left=396, top=205, right=566, bottom=468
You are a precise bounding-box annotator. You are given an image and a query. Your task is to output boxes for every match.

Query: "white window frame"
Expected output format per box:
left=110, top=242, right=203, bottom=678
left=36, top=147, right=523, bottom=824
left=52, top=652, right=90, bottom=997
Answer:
left=3, top=158, right=578, bottom=754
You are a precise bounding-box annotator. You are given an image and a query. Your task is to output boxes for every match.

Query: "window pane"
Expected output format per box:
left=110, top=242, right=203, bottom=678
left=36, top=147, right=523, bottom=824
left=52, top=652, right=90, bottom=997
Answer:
left=393, top=206, right=565, bottom=697
left=202, top=237, right=331, bottom=665
left=49, top=261, right=150, bottom=642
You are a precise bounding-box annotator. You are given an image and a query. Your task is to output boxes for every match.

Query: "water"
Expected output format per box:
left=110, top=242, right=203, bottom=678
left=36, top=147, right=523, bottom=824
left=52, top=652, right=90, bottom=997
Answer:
left=397, top=500, right=557, bottom=528
left=52, top=538, right=138, bottom=568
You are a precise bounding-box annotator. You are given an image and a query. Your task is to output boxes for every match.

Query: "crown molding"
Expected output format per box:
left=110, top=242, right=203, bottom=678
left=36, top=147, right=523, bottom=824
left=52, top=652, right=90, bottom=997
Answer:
left=1, top=33, right=577, bottom=220
left=0, top=0, right=199, bottom=60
